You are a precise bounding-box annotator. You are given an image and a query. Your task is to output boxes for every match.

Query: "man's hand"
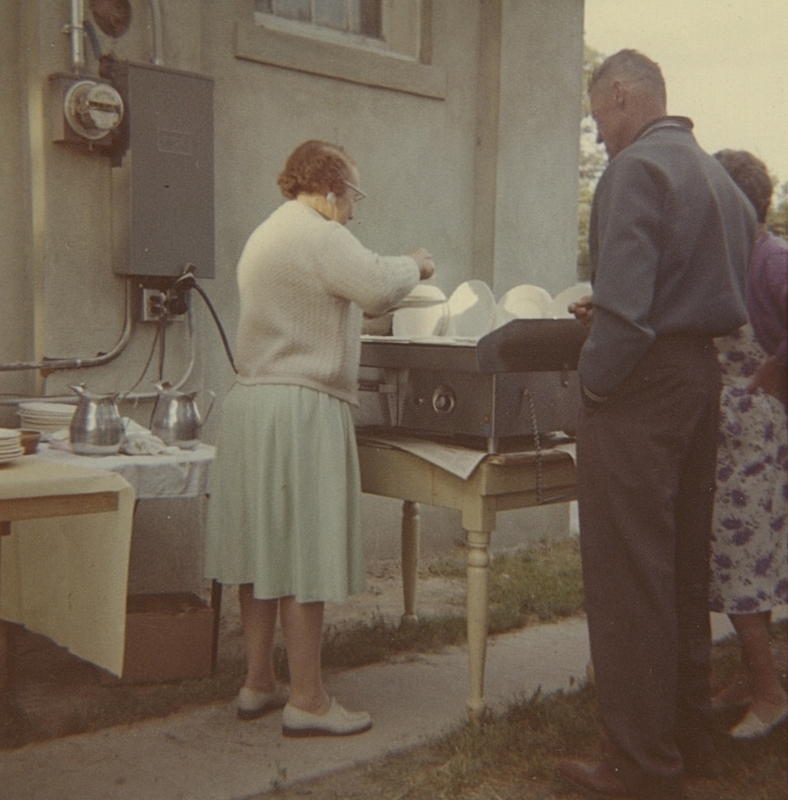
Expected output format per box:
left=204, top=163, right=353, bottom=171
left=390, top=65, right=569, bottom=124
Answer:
left=569, top=295, right=594, bottom=330
left=748, top=356, right=788, bottom=405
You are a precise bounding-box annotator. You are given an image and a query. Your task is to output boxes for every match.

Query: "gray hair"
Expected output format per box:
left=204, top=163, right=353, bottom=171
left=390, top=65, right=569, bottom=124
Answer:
left=589, top=49, right=666, bottom=107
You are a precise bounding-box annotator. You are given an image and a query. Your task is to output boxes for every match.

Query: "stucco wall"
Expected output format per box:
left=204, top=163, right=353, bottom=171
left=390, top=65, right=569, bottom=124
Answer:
left=0, top=2, right=35, bottom=416
left=494, top=0, right=585, bottom=296
left=0, top=0, right=585, bottom=573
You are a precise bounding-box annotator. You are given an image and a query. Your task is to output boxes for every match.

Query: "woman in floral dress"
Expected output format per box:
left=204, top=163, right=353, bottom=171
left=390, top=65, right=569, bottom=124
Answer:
left=709, top=150, right=788, bottom=740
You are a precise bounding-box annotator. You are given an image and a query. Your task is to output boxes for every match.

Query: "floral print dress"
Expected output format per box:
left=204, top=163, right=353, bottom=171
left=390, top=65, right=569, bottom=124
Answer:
left=709, top=324, right=788, bottom=614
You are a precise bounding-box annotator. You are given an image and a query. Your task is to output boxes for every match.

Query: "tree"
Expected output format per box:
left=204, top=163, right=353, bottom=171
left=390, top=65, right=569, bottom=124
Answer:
left=767, top=181, right=788, bottom=240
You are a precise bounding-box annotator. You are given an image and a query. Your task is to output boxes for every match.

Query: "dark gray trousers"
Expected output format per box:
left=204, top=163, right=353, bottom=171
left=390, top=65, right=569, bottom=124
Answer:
left=577, top=334, right=721, bottom=791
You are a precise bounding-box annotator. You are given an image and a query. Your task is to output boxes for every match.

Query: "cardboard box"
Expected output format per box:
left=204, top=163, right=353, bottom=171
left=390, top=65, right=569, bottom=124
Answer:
left=108, top=592, right=215, bottom=684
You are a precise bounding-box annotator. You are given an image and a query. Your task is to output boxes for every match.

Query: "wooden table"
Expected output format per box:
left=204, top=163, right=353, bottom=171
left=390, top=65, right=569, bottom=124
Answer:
left=358, top=438, right=576, bottom=718
left=0, top=457, right=135, bottom=681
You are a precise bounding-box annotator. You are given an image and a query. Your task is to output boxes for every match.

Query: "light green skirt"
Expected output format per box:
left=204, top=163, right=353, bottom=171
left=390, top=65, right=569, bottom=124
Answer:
left=204, top=383, right=366, bottom=602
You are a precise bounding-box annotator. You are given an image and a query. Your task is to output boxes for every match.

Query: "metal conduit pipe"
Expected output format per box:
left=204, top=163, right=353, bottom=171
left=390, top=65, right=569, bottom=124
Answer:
left=0, top=279, right=134, bottom=373
left=69, top=0, right=86, bottom=71
left=0, top=392, right=158, bottom=407
left=150, top=0, right=164, bottom=65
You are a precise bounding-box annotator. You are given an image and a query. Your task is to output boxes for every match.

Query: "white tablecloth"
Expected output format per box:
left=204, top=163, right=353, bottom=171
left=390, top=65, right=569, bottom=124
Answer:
left=34, top=443, right=216, bottom=595
left=34, top=443, right=215, bottom=499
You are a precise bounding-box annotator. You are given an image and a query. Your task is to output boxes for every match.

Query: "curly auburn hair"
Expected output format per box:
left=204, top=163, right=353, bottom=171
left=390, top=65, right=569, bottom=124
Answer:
left=714, top=149, right=773, bottom=223
left=277, top=140, right=356, bottom=200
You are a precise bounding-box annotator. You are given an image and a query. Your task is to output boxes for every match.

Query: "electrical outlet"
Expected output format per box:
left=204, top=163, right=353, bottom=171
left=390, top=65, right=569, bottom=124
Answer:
left=138, top=286, right=189, bottom=322
left=140, top=288, right=167, bottom=322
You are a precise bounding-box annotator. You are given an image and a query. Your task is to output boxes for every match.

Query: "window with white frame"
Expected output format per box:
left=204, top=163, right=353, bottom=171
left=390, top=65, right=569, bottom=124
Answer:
left=255, top=1, right=382, bottom=40
left=238, top=0, right=445, bottom=99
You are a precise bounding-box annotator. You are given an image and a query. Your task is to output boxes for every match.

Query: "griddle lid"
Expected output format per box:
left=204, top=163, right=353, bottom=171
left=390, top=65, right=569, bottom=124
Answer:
left=476, top=318, right=587, bottom=372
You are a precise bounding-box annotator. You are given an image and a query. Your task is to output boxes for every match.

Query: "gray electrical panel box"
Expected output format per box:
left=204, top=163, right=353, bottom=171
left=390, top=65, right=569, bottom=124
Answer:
left=109, top=61, right=214, bottom=279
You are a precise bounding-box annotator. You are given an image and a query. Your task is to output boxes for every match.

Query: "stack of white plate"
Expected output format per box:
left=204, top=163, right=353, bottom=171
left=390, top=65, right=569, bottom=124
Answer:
left=18, top=401, right=76, bottom=433
left=0, top=428, right=24, bottom=464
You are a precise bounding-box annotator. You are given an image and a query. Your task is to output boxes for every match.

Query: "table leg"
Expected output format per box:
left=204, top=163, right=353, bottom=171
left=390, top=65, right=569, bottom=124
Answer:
left=210, top=579, right=222, bottom=675
left=0, top=525, right=8, bottom=696
left=400, top=501, right=420, bottom=625
left=465, top=528, right=491, bottom=720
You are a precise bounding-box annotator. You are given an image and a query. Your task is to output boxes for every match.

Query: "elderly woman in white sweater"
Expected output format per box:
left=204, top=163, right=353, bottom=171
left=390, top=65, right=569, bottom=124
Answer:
left=205, top=140, right=435, bottom=737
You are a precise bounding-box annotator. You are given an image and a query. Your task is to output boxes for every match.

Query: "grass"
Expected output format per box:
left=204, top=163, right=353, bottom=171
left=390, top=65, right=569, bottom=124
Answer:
left=316, top=538, right=585, bottom=675
left=267, top=620, right=788, bottom=800
left=3, top=535, right=786, bottom=800
left=431, top=538, right=585, bottom=632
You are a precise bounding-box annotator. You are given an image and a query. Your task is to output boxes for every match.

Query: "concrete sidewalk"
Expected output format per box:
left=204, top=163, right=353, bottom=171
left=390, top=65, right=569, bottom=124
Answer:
left=0, top=612, right=759, bottom=800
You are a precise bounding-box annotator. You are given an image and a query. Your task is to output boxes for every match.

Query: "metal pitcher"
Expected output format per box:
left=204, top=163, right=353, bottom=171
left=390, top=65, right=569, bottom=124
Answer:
left=150, top=382, right=215, bottom=450
left=68, top=384, right=125, bottom=455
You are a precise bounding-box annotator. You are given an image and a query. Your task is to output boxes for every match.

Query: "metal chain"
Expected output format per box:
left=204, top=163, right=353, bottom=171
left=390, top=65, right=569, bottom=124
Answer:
left=522, top=388, right=543, bottom=505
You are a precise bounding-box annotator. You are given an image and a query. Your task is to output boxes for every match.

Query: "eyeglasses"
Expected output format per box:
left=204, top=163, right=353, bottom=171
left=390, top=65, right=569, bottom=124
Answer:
left=342, top=180, right=366, bottom=202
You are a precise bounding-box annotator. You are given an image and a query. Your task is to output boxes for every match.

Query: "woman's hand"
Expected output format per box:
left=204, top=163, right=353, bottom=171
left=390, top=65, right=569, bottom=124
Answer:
left=748, top=355, right=788, bottom=405
left=409, top=247, right=435, bottom=280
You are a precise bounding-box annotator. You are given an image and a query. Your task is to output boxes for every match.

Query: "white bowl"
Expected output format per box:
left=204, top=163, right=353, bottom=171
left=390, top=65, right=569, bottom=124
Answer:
left=446, top=280, right=496, bottom=337
left=494, top=284, right=552, bottom=328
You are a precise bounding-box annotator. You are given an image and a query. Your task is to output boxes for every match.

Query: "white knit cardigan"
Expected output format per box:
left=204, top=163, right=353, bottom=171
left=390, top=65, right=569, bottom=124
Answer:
left=234, top=200, right=420, bottom=405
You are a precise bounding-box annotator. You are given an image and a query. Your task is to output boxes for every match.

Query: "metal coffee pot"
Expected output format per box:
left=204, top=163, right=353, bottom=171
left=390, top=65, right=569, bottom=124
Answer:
left=68, top=384, right=125, bottom=456
left=150, top=382, right=215, bottom=450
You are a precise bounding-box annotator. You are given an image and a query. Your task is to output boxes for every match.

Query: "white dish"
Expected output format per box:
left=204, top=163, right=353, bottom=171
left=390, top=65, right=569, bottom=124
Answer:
left=392, top=285, right=450, bottom=338
left=391, top=284, right=448, bottom=310
left=549, top=282, right=592, bottom=318
left=0, top=428, right=22, bottom=441
left=18, top=402, right=75, bottom=417
left=494, top=284, right=552, bottom=328
left=446, top=280, right=496, bottom=337
left=18, top=418, right=70, bottom=433
left=0, top=447, right=25, bottom=464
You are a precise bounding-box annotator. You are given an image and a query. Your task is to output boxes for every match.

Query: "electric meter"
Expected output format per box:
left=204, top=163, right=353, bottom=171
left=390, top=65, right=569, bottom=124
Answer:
left=63, top=80, right=124, bottom=140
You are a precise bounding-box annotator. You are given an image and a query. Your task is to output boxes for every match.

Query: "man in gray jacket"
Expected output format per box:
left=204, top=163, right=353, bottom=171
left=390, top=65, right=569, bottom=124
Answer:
left=559, top=50, right=754, bottom=800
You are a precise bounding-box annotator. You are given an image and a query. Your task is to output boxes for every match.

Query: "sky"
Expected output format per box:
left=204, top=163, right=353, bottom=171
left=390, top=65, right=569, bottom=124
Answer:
left=584, top=0, right=788, bottom=185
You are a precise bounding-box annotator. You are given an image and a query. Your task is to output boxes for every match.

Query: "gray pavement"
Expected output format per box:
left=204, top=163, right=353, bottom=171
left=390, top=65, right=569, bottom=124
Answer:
left=0, top=612, right=763, bottom=799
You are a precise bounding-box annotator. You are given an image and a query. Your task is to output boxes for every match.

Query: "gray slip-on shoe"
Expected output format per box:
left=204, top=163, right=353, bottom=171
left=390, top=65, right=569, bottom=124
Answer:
left=729, top=703, right=788, bottom=740
left=237, top=684, right=289, bottom=720
left=282, top=697, right=372, bottom=737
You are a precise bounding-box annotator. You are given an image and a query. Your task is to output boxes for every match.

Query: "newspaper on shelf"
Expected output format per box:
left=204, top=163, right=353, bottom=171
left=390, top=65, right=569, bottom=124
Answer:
left=357, top=433, right=576, bottom=480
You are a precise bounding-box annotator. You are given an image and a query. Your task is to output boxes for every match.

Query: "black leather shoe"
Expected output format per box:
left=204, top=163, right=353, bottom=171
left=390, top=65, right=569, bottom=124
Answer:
left=558, top=760, right=634, bottom=798
left=681, top=748, right=721, bottom=779
left=558, top=759, right=684, bottom=799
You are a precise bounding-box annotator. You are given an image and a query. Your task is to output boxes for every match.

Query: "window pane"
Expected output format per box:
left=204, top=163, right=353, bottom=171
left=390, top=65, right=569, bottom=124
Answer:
left=358, top=0, right=381, bottom=38
left=273, top=0, right=311, bottom=22
left=256, top=0, right=383, bottom=42
left=314, top=0, right=348, bottom=31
